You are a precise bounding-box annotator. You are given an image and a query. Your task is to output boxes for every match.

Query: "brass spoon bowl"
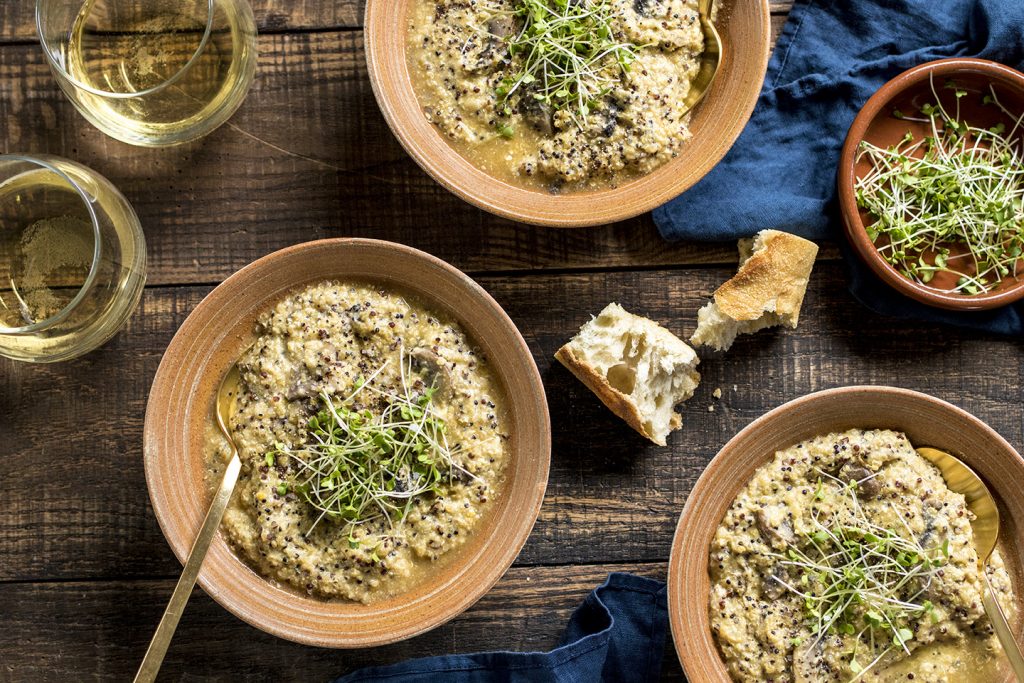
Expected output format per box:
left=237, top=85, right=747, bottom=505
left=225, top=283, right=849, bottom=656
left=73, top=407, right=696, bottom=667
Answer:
left=681, top=0, right=723, bottom=115
left=134, top=363, right=244, bottom=683
left=917, top=447, right=1024, bottom=679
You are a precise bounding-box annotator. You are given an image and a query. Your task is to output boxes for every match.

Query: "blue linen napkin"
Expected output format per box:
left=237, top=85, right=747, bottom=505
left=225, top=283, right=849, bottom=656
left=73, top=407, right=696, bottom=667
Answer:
left=653, top=0, right=1024, bottom=335
left=331, top=573, right=669, bottom=683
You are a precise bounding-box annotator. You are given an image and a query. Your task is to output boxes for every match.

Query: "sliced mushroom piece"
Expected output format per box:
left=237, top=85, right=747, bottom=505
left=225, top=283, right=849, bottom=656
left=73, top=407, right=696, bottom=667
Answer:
left=519, top=96, right=554, bottom=136
left=487, top=15, right=514, bottom=40
left=918, top=512, right=937, bottom=549
left=756, top=505, right=796, bottom=549
left=286, top=378, right=320, bottom=401
left=600, top=100, right=622, bottom=137
left=462, top=16, right=515, bottom=73
left=826, top=457, right=849, bottom=478
left=450, top=465, right=476, bottom=485
left=837, top=462, right=882, bottom=498
left=409, top=347, right=451, bottom=397
left=763, top=563, right=789, bottom=600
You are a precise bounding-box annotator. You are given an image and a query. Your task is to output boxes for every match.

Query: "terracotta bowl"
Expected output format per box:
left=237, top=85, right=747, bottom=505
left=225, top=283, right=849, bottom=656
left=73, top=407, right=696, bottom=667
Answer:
left=838, top=58, right=1024, bottom=311
left=364, top=0, right=771, bottom=227
left=668, top=385, right=1024, bottom=681
left=144, top=239, right=551, bottom=647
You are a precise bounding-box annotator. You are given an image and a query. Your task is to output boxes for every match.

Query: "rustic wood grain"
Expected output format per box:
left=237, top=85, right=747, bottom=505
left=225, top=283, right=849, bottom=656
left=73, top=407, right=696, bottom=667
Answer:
left=0, top=19, right=812, bottom=285
left=0, top=562, right=685, bottom=682
left=7, top=4, right=1009, bottom=682
left=1, top=264, right=1020, bottom=584
left=0, top=0, right=795, bottom=42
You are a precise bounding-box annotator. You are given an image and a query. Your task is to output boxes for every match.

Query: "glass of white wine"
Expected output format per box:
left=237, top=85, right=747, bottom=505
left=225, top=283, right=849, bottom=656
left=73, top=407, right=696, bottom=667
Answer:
left=0, top=155, right=147, bottom=363
left=36, top=0, right=258, bottom=147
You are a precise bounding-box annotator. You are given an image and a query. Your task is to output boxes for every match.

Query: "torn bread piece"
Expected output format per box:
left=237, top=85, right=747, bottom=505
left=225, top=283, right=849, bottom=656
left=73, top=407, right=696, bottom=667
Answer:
left=555, top=303, right=700, bottom=446
left=691, top=230, right=818, bottom=352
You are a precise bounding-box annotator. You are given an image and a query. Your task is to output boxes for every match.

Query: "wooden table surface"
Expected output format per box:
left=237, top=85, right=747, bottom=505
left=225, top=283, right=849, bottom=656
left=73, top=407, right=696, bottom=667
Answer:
left=3, top=1, right=1023, bottom=681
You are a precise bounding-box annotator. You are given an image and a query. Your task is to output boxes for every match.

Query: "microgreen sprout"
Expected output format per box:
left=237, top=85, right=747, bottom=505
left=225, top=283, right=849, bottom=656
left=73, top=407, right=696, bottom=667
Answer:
left=855, top=76, right=1024, bottom=295
left=495, top=0, right=640, bottom=129
left=271, top=351, right=480, bottom=544
left=770, top=471, right=950, bottom=680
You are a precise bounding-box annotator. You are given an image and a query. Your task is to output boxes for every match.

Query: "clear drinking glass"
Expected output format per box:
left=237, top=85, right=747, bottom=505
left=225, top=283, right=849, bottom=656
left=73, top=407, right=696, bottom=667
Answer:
left=36, top=0, right=258, bottom=147
left=0, top=155, right=147, bottom=363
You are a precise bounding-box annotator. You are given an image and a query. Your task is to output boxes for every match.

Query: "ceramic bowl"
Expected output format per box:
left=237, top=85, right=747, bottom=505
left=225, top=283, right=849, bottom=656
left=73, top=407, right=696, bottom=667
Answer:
left=364, top=0, right=771, bottom=227
left=144, top=239, right=551, bottom=647
left=668, top=385, right=1024, bottom=681
left=838, top=58, right=1024, bottom=311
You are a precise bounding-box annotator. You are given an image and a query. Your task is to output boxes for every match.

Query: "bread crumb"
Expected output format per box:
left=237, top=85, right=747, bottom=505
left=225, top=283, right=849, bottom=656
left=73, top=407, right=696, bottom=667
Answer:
left=708, top=405, right=715, bottom=412
left=713, top=387, right=722, bottom=399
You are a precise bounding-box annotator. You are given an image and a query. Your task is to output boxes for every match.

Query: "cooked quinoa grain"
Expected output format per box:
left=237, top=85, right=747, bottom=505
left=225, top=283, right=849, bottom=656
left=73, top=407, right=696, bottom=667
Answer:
left=709, top=429, right=1015, bottom=682
left=207, top=282, right=509, bottom=603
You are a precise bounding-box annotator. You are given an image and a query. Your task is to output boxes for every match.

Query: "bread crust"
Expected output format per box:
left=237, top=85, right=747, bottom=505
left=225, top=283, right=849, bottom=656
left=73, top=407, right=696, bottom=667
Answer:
left=714, top=230, right=819, bottom=324
left=554, top=343, right=673, bottom=445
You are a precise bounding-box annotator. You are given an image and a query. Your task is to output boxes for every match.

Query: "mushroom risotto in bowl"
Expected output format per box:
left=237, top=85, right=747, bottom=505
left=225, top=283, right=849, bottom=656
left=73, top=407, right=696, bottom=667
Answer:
left=144, top=239, right=550, bottom=647
left=207, top=281, right=513, bottom=604
left=364, top=0, right=770, bottom=226
left=407, top=0, right=714, bottom=192
left=668, top=387, right=1024, bottom=682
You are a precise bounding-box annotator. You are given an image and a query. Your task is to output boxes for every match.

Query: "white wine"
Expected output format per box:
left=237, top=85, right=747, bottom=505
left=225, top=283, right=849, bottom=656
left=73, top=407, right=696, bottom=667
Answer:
left=53, top=0, right=257, bottom=146
left=0, top=157, right=146, bottom=362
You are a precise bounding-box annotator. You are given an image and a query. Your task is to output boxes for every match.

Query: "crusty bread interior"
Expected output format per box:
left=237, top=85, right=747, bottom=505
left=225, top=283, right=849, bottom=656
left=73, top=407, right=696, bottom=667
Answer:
left=555, top=303, right=700, bottom=446
left=690, top=230, right=818, bottom=352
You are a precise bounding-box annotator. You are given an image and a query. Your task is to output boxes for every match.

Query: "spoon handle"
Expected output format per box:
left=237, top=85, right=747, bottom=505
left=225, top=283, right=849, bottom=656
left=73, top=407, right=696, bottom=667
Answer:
left=134, top=452, right=242, bottom=683
left=984, top=571, right=1024, bottom=681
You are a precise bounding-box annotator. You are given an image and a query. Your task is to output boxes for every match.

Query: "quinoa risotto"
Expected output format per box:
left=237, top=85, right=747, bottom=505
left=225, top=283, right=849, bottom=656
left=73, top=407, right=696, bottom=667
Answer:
left=709, top=429, right=1015, bottom=682
left=206, top=281, right=510, bottom=603
left=407, top=0, right=711, bottom=191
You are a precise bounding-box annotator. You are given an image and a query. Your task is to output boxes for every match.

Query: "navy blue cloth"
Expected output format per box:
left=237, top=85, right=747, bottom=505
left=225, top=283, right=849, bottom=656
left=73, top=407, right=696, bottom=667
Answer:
left=654, top=0, right=1024, bottom=335
left=331, top=573, right=668, bottom=683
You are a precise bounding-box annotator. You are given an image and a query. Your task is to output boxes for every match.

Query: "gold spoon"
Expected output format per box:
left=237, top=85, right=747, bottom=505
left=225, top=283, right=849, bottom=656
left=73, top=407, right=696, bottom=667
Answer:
left=917, top=447, right=1024, bottom=680
left=680, top=0, right=723, bottom=114
left=134, top=362, right=245, bottom=683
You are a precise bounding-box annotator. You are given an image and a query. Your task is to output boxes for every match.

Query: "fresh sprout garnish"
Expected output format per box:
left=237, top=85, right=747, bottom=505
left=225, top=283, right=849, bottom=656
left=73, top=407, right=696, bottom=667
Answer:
left=494, top=0, right=641, bottom=130
left=271, top=351, right=479, bottom=547
left=770, top=469, right=951, bottom=680
left=854, top=77, right=1024, bottom=295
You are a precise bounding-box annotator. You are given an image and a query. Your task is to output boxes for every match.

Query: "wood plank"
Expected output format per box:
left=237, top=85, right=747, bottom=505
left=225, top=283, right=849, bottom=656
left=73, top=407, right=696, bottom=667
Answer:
left=0, top=21, right=809, bottom=285
left=1, top=263, right=1020, bottom=583
left=0, top=562, right=686, bottom=682
left=0, top=0, right=795, bottom=42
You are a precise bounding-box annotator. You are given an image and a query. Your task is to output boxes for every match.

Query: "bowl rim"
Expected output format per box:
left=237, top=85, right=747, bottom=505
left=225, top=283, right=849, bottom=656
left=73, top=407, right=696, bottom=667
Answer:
left=363, top=0, right=771, bottom=227
left=837, top=57, right=1024, bottom=311
left=667, top=384, right=1024, bottom=681
left=143, top=238, right=552, bottom=647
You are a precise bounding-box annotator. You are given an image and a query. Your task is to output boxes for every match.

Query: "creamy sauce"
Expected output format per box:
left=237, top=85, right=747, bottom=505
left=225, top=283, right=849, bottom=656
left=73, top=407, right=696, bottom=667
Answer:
left=206, top=281, right=510, bottom=603
left=407, top=0, right=709, bottom=192
left=708, top=429, right=1016, bottom=683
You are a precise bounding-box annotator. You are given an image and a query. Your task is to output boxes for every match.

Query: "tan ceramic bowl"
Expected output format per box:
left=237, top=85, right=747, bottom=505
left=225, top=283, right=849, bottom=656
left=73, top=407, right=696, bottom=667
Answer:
left=668, top=386, right=1024, bottom=681
left=365, top=0, right=771, bottom=227
left=838, top=58, right=1024, bottom=311
left=144, top=239, right=551, bottom=647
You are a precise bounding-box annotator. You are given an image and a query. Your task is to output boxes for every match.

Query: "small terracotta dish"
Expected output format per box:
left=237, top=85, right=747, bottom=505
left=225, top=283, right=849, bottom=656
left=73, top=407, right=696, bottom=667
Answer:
left=839, top=58, right=1024, bottom=311
left=668, top=386, right=1024, bottom=681
left=364, top=0, right=771, bottom=227
left=144, top=239, right=551, bottom=647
